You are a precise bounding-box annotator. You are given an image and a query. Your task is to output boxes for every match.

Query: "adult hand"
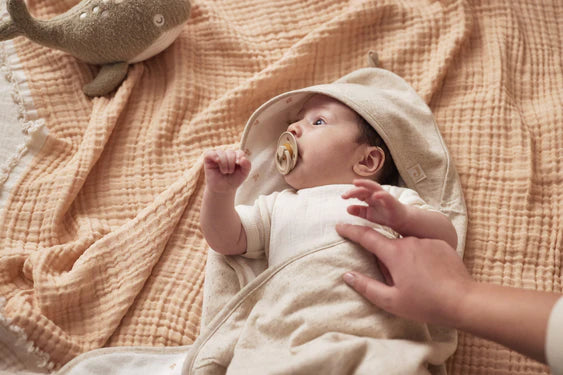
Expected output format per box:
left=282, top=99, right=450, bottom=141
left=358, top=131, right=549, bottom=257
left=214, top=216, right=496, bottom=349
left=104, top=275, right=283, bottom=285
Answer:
left=336, top=223, right=472, bottom=328
left=336, top=223, right=563, bottom=365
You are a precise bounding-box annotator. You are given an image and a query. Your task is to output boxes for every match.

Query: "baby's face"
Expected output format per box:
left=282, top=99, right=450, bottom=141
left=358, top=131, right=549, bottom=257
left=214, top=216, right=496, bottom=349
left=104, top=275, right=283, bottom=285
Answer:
left=282, top=95, right=366, bottom=189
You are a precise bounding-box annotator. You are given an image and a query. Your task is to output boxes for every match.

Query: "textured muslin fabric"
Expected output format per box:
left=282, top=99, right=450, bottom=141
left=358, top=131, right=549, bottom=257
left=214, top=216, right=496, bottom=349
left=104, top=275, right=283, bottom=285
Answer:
left=0, top=0, right=561, bottom=374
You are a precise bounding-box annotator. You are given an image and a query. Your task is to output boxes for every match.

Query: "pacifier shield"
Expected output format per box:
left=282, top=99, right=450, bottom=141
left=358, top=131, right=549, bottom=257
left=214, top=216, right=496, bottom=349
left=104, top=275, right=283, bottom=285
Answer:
left=275, top=132, right=298, bottom=175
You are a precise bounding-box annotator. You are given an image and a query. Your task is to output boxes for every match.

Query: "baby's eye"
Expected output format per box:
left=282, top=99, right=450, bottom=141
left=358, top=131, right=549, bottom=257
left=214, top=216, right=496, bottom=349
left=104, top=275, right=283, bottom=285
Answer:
left=313, top=118, right=326, bottom=126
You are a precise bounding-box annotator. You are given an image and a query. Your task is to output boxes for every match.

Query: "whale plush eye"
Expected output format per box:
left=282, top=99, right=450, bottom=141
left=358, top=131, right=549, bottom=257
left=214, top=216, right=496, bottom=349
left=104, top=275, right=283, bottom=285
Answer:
left=153, top=14, right=165, bottom=27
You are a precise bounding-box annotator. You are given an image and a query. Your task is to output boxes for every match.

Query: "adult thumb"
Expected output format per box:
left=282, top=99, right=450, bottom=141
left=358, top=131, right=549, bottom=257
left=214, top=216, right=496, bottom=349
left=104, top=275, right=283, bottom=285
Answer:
left=343, top=272, right=394, bottom=310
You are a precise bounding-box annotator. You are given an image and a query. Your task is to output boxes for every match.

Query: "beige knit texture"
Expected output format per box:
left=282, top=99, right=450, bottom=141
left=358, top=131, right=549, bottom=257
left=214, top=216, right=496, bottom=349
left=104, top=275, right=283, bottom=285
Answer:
left=0, top=0, right=561, bottom=373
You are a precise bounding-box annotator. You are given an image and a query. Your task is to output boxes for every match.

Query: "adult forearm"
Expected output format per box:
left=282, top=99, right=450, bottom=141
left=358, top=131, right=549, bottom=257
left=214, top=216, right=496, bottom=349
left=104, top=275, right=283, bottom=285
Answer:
left=200, top=189, right=246, bottom=254
left=455, top=282, right=560, bottom=363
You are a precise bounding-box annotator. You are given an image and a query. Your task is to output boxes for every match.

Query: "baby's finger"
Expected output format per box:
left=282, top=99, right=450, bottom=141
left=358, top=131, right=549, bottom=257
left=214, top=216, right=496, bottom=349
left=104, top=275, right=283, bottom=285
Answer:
left=346, top=205, right=368, bottom=219
left=365, top=191, right=388, bottom=206
left=225, top=150, right=236, bottom=173
left=216, top=150, right=229, bottom=174
left=366, top=191, right=394, bottom=210
left=342, top=187, right=371, bottom=201
left=236, top=151, right=251, bottom=176
left=203, top=150, right=220, bottom=169
left=353, top=179, right=384, bottom=193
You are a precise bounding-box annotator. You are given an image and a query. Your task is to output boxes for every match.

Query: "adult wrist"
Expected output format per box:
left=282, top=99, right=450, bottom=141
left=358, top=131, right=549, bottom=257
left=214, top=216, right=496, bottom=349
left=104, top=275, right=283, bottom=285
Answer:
left=445, top=279, right=480, bottom=330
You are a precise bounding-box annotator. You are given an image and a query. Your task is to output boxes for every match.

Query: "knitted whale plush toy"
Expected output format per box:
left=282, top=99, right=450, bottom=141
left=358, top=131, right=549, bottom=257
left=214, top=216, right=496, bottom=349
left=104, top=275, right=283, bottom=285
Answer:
left=0, top=0, right=191, bottom=96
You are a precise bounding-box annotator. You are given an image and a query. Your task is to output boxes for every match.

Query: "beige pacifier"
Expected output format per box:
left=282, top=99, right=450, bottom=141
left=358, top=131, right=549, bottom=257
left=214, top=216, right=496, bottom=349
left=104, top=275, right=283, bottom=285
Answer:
left=275, top=131, right=298, bottom=175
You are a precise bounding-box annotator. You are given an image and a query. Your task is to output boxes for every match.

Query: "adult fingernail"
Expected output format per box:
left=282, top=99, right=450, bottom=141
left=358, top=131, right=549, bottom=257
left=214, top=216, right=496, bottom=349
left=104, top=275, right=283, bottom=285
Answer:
left=343, top=272, right=356, bottom=286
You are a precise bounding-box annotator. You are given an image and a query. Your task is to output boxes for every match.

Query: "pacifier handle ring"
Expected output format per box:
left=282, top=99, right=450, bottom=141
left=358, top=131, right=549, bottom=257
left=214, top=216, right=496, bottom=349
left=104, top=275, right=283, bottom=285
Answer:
left=275, top=132, right=298, bottom=175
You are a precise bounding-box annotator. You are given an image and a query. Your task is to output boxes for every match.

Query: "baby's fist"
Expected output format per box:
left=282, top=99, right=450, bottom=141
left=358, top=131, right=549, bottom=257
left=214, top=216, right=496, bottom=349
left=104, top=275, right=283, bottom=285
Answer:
left=204, top=149, right=251, bottom=193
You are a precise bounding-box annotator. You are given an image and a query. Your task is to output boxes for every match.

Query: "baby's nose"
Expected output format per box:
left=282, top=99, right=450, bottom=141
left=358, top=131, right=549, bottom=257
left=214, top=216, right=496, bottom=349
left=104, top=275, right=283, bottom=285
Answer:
left=287, top=121, right=302, bottom=137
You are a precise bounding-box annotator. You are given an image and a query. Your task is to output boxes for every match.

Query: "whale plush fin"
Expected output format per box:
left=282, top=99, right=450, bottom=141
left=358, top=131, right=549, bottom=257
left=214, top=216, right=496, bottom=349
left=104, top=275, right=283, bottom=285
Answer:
left=0, top=18, right=21, bottom=40
left=83, top=62, right=129, bottom=97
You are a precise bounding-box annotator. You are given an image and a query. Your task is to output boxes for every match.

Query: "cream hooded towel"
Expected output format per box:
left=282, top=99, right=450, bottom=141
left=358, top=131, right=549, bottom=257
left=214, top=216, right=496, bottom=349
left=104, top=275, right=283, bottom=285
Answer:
left=55, top=63, right=468, bottom=375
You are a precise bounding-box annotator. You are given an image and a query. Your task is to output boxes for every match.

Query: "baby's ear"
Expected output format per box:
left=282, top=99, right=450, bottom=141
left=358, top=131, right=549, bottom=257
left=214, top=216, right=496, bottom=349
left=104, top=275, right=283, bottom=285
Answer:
left=353, top=146, right=385, bottom=177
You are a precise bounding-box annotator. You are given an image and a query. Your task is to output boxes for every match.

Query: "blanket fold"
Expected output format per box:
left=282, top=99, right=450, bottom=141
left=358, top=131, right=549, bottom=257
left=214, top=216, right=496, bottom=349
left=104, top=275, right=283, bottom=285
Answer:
left=2, top=157, right=202, bottom=365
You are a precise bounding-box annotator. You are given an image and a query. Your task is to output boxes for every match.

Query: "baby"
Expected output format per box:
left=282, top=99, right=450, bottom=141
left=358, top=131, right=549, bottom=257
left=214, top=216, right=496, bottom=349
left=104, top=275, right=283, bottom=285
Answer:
left=191, top=66, right=466, bottom=373
left=200, top=94, right=457, bottom=267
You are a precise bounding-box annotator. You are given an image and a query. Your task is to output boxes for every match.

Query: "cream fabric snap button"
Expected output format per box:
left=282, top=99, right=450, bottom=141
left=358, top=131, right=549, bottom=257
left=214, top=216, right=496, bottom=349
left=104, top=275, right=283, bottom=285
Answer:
left=275, top=132, right=298, bottom=175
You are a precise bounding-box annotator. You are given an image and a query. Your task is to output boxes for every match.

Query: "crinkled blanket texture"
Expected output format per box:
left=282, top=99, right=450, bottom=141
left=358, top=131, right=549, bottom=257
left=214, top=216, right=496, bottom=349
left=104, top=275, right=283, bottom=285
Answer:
left=0, top=0, right=561, bottom=374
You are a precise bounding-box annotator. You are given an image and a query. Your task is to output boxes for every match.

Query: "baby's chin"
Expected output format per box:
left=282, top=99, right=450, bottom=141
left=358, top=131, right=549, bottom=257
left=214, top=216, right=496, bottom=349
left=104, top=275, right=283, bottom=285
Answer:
left=282, top=174, right=300, bottom=189
left=282, top=172, right=309, bottom=190
left=283, top=170, right=359, bottom=190
left=282, top=172, right=326, bottom=190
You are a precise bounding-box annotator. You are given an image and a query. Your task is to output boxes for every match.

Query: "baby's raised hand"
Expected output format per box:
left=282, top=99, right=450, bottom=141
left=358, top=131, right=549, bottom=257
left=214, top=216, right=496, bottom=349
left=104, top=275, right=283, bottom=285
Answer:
left=204, top=149, right=251, bottom=193
left=342, top=179, right=407, bottom=230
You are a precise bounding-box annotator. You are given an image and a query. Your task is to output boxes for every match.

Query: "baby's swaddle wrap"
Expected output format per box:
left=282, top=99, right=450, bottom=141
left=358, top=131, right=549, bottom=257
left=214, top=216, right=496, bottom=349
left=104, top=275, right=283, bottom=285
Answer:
left=185, top=66, right=468, bottom=374
left=236, top=184, right=436, bottom=268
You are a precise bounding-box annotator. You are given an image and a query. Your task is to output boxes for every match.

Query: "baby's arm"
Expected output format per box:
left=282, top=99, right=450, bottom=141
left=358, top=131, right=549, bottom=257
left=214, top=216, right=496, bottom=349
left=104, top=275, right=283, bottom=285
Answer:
left=342, top=179, right=458, bottom=249
left=200, top=149, right=251, bottom=255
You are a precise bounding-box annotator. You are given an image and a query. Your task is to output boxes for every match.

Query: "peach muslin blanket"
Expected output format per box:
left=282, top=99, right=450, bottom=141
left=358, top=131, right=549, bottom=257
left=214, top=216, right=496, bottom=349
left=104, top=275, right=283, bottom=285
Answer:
left=0, top=0, right=561, bottom=374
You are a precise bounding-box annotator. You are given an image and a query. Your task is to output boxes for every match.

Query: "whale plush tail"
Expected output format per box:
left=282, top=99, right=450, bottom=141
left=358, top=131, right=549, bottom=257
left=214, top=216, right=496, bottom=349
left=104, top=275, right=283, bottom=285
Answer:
left=0, top=18, right=21, bottom=40
left=0, top=0, right=37, bottom=42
